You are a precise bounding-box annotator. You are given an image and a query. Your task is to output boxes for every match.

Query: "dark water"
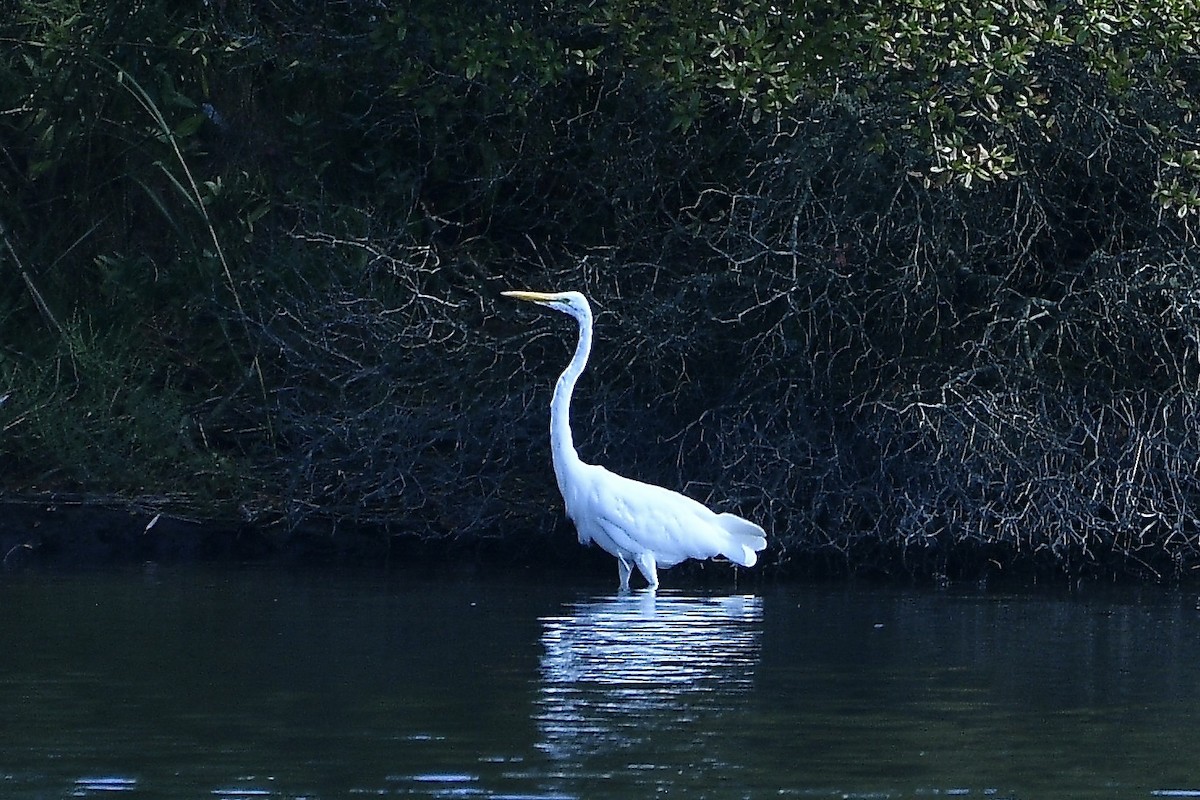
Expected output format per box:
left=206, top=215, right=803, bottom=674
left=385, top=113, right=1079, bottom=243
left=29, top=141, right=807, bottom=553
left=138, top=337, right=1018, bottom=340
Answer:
left=2, top=566, right=1199, bottom=799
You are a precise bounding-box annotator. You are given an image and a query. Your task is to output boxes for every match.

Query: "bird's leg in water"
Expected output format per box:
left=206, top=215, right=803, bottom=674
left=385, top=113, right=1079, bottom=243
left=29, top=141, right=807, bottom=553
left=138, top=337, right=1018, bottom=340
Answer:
left=635, top=552, right=659, bottom=591
left=617, top=554, right=633, bottom=592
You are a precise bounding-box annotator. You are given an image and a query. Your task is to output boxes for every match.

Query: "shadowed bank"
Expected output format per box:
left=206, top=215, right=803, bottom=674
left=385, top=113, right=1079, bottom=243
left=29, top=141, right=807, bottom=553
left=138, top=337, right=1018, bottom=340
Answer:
left=3, top=3, right=1200, bottom=581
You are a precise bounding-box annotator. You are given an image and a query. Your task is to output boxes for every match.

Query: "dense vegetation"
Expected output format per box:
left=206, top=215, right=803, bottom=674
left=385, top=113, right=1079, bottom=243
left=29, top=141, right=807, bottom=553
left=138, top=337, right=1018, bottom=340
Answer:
left=2, top=0, right=1200, bottom=580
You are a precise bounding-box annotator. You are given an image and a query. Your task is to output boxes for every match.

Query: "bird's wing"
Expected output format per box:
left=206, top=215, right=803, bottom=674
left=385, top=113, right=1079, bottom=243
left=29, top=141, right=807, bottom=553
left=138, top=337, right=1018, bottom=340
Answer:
left=585, top=467, right=744, bottom=567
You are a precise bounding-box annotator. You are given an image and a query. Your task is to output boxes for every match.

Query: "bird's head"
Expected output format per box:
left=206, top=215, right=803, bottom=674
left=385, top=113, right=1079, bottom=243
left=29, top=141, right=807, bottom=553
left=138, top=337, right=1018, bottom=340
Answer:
left=502, top=290, right=592, bottom=323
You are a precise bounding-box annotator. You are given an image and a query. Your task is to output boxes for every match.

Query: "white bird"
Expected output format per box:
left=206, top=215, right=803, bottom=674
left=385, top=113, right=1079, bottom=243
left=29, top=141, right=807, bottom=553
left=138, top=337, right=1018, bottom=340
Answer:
left=503, top=290, right=767, bottom=591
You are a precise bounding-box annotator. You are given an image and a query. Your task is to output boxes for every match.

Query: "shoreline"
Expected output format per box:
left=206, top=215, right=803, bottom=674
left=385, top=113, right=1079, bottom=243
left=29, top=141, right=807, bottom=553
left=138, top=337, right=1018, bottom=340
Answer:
left=4, top=496, right=1195, bottom=588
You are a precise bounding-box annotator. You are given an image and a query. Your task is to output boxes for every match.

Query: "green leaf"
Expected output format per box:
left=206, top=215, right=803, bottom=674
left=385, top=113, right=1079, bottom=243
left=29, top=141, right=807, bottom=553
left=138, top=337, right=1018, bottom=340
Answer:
left=173, top=113, right=206, bottom=139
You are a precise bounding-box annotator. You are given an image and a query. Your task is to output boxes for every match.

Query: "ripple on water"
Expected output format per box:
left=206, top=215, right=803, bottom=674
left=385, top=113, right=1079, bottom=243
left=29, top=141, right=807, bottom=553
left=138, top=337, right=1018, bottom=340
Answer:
left=72, top=776, right=138, bottom=795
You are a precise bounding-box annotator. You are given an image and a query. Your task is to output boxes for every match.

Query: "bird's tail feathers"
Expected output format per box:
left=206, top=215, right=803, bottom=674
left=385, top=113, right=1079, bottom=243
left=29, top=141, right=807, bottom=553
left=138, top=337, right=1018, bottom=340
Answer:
left=734, top=544, right=759, bottom=567
left=715, top=512, right=767, bottom=567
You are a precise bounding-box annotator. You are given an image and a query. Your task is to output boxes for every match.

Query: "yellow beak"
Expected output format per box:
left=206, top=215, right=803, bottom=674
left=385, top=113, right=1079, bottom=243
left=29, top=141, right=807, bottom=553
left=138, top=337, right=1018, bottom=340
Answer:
left=501, top=290, right=559, bottom=303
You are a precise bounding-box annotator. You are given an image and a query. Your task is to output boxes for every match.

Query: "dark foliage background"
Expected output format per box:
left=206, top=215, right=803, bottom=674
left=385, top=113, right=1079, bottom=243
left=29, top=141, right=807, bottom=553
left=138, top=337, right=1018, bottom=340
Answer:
left=2, top=0, right=1200, bottom=580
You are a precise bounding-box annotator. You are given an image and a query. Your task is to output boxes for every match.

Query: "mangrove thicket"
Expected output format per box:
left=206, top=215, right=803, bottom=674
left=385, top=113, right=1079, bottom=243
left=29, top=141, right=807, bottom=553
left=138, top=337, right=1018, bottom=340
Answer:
left=2, top=0, right=1200, bottom=580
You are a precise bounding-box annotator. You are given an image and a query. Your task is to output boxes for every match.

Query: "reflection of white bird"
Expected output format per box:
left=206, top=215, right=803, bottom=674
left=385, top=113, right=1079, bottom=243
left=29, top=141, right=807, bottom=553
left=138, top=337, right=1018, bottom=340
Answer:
left=537, top=593, right=763, bottom=763
left=503, top=290, right=767, bottom=590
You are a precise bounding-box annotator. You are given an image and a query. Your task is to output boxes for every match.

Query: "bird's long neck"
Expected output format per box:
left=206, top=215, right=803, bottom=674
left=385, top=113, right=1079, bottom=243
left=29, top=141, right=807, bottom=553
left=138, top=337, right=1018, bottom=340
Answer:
left=550, top=308, right=592, bottom=490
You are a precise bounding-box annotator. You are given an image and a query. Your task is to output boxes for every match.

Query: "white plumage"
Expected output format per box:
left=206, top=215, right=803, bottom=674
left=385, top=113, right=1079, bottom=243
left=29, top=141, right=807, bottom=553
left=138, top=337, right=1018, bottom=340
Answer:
left=503, top=290, right=767, bottom=590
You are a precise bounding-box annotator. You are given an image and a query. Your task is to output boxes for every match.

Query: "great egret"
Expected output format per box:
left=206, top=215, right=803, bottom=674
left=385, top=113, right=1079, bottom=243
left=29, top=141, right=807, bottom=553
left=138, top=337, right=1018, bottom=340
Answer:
left=503, top=290, right=767, bottom=590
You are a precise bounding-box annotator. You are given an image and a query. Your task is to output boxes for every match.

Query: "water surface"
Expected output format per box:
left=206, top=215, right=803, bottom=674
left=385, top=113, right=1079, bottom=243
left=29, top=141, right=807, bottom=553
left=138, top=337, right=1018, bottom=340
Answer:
left=2, top=566, right=1198, bottom=798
